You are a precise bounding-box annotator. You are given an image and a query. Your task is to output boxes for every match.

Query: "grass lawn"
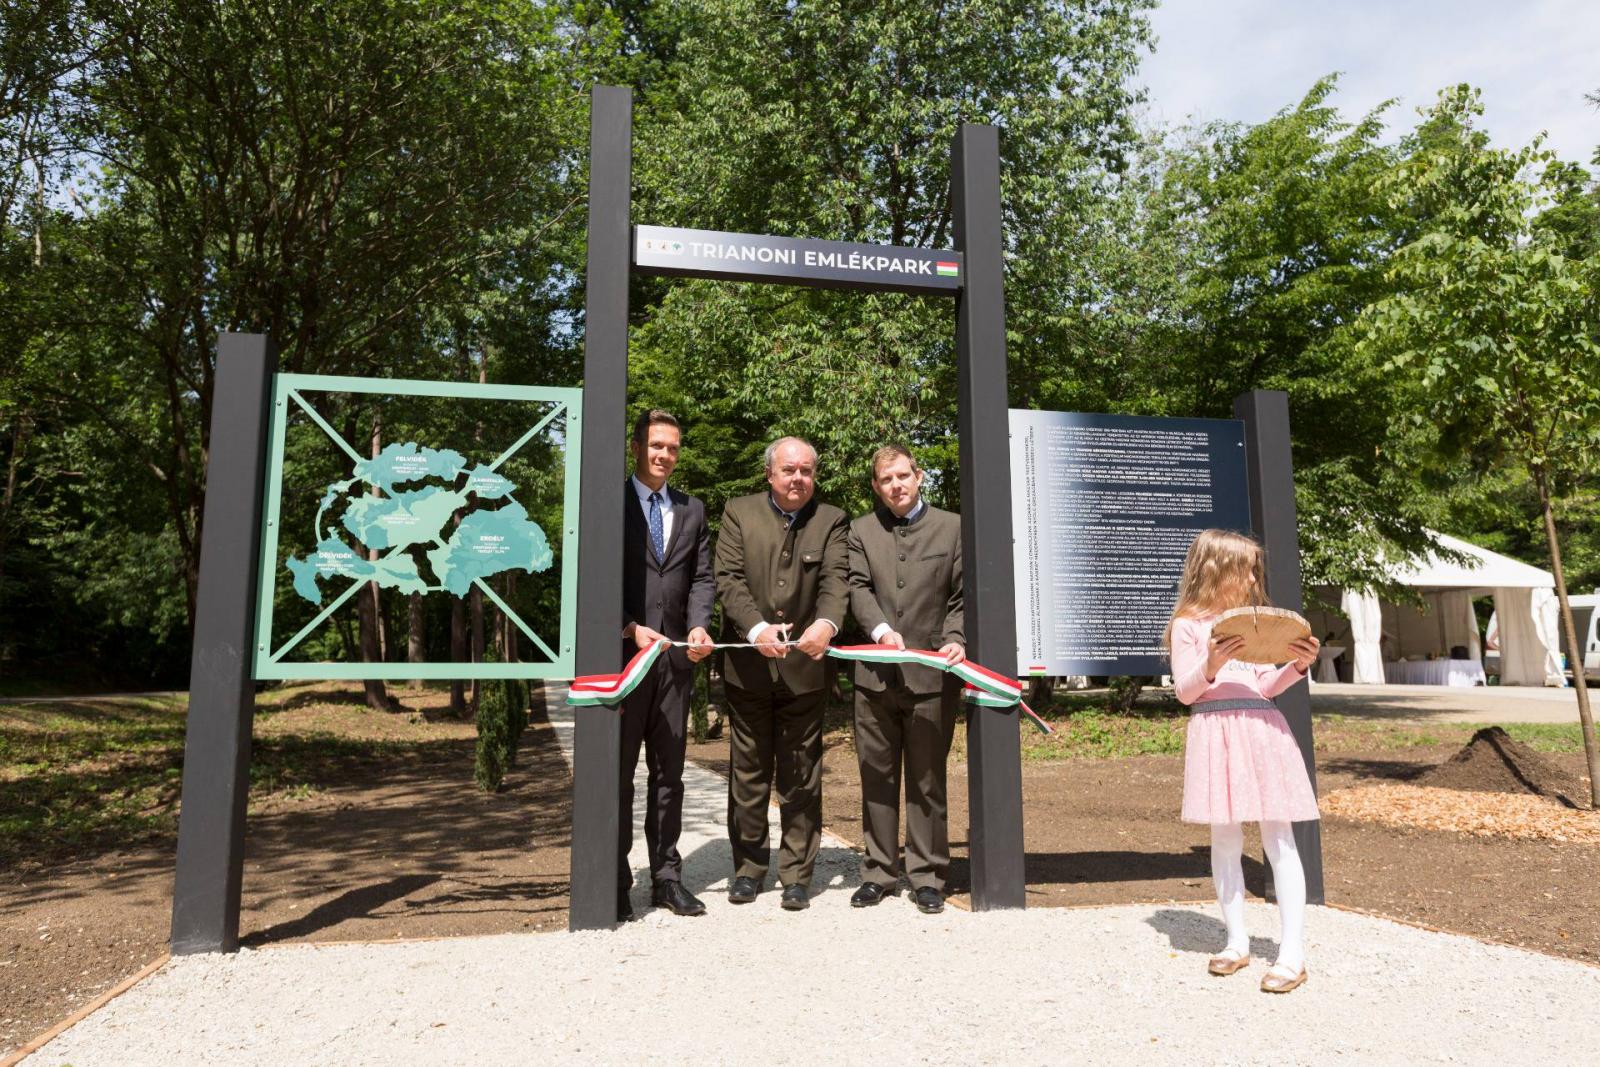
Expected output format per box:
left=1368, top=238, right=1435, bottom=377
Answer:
left=939, top=689, right=1589, bottom=761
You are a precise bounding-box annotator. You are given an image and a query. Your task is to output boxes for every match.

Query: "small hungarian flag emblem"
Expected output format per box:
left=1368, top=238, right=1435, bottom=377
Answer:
left=936, top=261, right=959, bottom=277
left=1028, top=664, right=1047, bottom=675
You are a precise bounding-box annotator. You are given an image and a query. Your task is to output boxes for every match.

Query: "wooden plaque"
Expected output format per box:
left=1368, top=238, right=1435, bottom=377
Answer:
left=1213, top=606, right=1312, bottom=665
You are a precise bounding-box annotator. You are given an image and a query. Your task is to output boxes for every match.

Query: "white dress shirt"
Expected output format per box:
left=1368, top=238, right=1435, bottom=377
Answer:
left=631, top=474, right=674, bottom=548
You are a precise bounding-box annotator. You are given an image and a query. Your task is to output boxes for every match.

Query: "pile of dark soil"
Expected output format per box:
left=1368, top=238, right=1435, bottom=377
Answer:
left=1417, top=726, right=1588, bottom=808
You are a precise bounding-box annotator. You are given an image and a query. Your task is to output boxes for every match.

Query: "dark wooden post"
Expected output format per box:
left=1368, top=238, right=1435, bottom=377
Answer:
left=952, top=123, right=1026, bottom=910
left=1232, top=389, right=1325, bottom=903
left=569, top=85, right=632, bottom=931
left=171, top=332, right=277, bottom=954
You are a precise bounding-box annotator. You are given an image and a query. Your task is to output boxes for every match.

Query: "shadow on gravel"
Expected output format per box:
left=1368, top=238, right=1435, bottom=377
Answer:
left=947, top=846, right=1266, bottom=892
left=1145, top=907, right=1280, bottom=960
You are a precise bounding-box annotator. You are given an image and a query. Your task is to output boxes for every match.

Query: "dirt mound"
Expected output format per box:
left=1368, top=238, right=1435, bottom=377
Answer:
left=1417, top=726, right=1589, bottom=808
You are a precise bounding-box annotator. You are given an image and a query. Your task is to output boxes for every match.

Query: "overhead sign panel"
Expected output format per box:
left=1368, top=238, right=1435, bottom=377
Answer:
left=633, top=225, right=963, bottom=295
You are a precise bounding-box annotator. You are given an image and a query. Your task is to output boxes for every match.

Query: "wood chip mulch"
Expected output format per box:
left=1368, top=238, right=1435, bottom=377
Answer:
left=1322, top=783, right=1600, bottom=844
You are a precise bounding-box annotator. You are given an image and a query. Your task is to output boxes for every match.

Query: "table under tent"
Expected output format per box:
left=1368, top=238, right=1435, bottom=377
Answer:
left=1302, top=532, right=1565, bottom=687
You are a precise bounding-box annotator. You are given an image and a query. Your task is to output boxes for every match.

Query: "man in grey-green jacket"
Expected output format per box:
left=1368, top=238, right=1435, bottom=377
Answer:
left=713, top=436, right=849, bottom=912
left=845, top=444, right=964, bottom=914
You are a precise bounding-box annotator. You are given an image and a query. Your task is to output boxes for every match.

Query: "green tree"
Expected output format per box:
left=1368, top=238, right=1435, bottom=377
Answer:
left=626, top=0, right=1157, bottom=514
left=1359, top=86, right=1600, bottom=805
left=1139, top=78, right=1442, bottom=592
left=2, top=0, right=597, bottom=690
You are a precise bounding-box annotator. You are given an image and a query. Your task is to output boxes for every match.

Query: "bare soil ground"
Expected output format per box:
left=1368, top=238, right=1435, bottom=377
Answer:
left=0, top=686, right=571, bottom=1058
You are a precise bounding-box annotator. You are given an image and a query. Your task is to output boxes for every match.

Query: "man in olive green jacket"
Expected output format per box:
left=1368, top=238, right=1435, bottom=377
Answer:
left=713, top=436, right=849, bottom=911
left=846, top=444, right=964, bottom=914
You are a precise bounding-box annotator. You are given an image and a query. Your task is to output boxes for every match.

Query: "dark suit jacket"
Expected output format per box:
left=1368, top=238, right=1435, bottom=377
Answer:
left=714, top=492, right=849, bottom=695
left=847, top=503, right=964, bottom=694
left=622, top=480, right=714, bottom=672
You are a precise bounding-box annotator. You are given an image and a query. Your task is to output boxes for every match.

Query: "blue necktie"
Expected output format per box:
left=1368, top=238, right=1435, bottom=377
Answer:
left=648, top=491, right=665, bottom=562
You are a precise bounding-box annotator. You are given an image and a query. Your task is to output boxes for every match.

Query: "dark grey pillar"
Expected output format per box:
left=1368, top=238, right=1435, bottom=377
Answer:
left=570, top=84, right=631, bottom=932
left=171, top=332, right=277, bottom=954
left=1232, top=389, right=1326, bottom=904
left=952, top=123, right=1026, bottom=910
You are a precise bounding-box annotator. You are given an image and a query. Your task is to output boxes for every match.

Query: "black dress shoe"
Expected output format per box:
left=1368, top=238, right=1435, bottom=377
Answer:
left=850, top=882, right=899, bottom=908
left=727, top=875, right=761, bottom=904
left=780, top=884, right=810, bottom=911
left=913, top=886, right=944, bottom=914
left=616, top=889, right=635, bottom=923
left=651, top=880, right=707, bottom=916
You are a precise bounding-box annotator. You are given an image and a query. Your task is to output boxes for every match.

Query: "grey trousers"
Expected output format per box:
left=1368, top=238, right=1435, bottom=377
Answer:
left=854, top=682, right=958, bottom=892
left=725, top=680, right=826, bottom=887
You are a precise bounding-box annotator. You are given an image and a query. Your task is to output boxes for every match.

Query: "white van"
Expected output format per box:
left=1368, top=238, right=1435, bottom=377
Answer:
left=1574, top=592, right=1600, bottom=679
left=1487, top=590, right=1600, bottom=680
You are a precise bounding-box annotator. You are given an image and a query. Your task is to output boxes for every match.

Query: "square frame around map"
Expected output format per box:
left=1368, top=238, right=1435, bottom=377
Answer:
left=251, top=373, right=582, bottom=681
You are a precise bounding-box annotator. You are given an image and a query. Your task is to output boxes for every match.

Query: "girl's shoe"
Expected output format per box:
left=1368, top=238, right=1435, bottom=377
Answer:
left=1260, top=964, right=1307, bottom=993
left=1207, top=951, right=1250, bottom=976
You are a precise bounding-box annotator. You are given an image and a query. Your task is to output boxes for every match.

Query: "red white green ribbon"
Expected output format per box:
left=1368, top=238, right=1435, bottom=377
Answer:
left=827, top=645, right=1051, bottom=734
left=567, top=639, right=670, bottom=706
left=568, top=640, right=1052, bottom=735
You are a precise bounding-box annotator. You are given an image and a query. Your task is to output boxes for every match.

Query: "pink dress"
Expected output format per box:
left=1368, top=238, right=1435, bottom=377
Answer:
left=1170, top=615, right=1320, bottom=825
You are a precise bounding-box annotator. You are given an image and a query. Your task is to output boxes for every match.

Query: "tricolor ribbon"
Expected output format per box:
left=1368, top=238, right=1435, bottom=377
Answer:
left=567, top=640, right=1053, bottom=735
left=566, top=638, right=671, bottom=707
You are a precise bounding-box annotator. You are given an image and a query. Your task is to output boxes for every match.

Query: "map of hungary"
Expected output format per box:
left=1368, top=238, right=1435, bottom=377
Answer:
left=286, top=442, right=552, bottom=606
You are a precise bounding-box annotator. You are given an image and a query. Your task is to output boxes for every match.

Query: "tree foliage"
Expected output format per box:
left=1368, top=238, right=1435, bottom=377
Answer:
left=1358, top=86, right=1600, bottom=803
left=628, top=0, right=1157, bottom=516
left=4, top=2, right=1599, bottom=699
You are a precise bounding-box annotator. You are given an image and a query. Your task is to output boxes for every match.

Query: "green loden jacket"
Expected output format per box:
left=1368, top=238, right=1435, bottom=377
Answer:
left=846, top=503, right=964, bottom=694
left=714, top=492, right=849, bottom=695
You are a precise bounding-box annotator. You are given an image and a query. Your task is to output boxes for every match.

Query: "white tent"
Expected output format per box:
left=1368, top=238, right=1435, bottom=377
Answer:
left=1306, top=532, right=1563, bottom=687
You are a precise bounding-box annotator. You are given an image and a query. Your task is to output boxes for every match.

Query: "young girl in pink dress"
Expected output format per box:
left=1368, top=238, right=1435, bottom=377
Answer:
left=1167, top=530, right=1320, bottom=993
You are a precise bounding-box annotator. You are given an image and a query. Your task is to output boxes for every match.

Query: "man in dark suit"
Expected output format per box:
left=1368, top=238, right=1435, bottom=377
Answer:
left=618, top=409, right=715, bottom=922
left=713, top=436, right=848, bottom=911
left=845, top=444, right=964, bottom=914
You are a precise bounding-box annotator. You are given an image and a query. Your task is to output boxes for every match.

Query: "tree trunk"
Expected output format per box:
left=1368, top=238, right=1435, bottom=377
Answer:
left=450, top=596, right=467, bottom=717
left=470, top=583, right=485, bottom=717
left=356, top=587, right=388, bottom=711
left=370, top=417, right=388, bottom=659
left=502, top=574, right=517, bottom=663
left=408, top=591, right=425, bottom=688
left=358, top=414, right=389, bottom=711
left=33, top=157, right=44, bottom=266
left=468, top=356, right=488, bottom=716
left=494, top=585, right=507, bottom=662
left=0, top=411, right=32, bottom=590
left=335, top=611, right=356, bottom=662
left=1533, top=469, right=1600, bottom=808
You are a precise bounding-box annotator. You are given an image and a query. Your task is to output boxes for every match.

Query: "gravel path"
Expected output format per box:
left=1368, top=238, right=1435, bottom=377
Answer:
left=21, top=704, right=1598, bottom=1066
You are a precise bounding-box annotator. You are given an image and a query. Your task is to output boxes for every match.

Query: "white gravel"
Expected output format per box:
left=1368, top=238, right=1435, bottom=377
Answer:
left=23, top=705, right=1599, bottom=1066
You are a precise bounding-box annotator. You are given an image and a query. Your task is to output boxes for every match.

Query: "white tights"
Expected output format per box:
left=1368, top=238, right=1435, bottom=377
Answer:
left=1210, top=820, right=1306, bottom=972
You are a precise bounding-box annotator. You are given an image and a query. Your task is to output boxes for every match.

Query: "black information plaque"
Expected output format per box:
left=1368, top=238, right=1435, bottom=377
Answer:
left=1010, top=410, right=1252, bottom=676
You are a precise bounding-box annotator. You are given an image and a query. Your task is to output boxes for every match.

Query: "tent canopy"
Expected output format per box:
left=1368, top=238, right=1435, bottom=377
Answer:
left=1381, top=530, right=1554, bottom=591
left=1309, top=530, right=1562, bottom=686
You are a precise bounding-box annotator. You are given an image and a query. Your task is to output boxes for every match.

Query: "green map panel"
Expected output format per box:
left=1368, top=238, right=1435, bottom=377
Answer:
left=252, top=374, right=581, bottom=681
